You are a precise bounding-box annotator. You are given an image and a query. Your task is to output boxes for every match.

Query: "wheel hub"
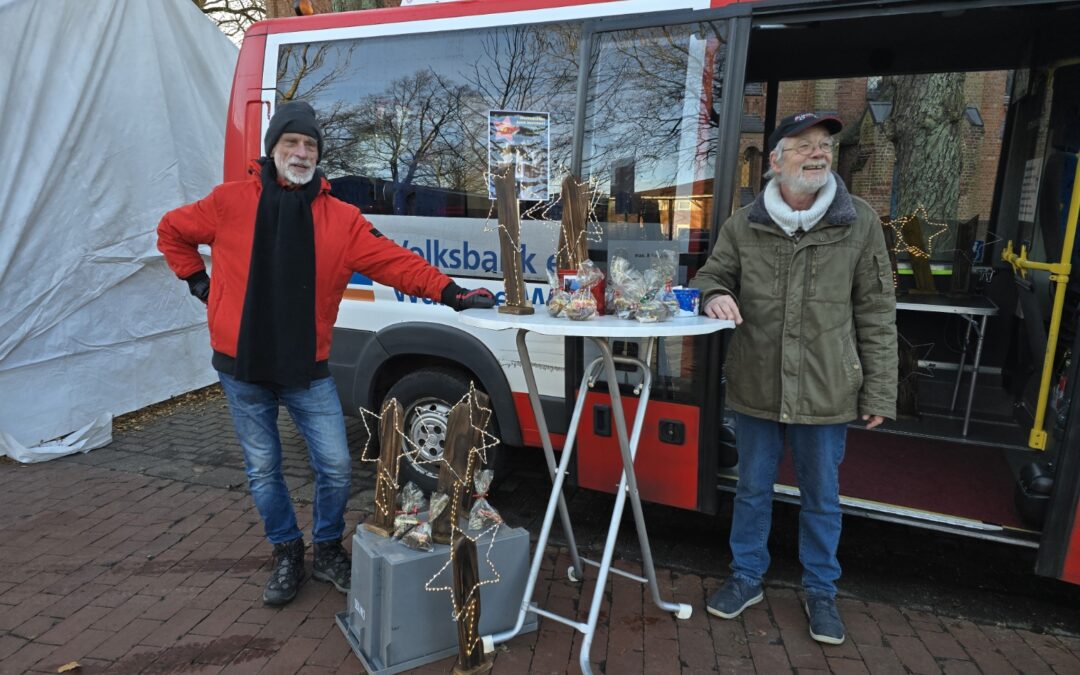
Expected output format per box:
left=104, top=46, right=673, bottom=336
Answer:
left=405, top=397, right=452, bottom=477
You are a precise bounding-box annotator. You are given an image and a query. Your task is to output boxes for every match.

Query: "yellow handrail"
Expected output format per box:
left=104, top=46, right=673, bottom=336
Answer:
left=1001, top=159, right=1080, bottom=449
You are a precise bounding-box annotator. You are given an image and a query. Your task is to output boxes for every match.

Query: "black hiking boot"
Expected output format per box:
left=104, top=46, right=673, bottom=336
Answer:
left=312, top=540, right=351, bottom=593
left=263, top=537, right=305, bottom=606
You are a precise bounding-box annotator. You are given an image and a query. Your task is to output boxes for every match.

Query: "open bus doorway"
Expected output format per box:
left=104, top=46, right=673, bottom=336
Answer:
left=717, top=2, right=1080, bottom=560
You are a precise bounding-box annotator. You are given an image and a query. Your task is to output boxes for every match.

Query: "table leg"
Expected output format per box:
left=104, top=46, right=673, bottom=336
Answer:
left=950, top=315, right=974, bottom=411
left=484, top=330, right=592, bottom=648
left=962, top=315, right=989, bottom=436
left=514, top=329, right=585, bottom=579
left=577, top=337, right=691, bottom=675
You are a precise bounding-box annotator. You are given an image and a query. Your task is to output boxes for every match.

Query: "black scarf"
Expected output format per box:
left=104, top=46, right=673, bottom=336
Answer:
left=233, top=159, right=321, bottom=390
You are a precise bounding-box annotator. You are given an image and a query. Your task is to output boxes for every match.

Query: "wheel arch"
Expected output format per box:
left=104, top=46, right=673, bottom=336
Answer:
left=355, top=322, right=522, bottom=447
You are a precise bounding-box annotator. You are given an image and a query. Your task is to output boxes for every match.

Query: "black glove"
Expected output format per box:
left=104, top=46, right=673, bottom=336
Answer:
left=184, top=270, right=210, bottom=304
left=441, top=282, right=496, bottom=311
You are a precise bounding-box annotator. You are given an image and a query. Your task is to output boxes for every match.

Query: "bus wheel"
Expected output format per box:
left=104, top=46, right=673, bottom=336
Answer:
left=385, top=367, right=500, bottom=494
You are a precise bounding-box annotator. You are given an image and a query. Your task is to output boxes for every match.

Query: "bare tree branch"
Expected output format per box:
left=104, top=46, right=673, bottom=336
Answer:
left=194, top=0, right=266, bottom=39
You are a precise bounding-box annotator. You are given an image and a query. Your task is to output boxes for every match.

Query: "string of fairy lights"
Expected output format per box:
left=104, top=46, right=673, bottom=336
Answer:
left=883, top=204, right=950, bottom=261
left=357, top=402, right=403, bottom=522
left=357, top=381, right=504, bottom=658
left=482, top=164, right=604, bottom=284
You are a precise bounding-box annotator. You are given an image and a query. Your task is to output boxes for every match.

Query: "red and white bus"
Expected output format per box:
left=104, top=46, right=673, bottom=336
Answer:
left=225, top=0, right=1080, bottom=585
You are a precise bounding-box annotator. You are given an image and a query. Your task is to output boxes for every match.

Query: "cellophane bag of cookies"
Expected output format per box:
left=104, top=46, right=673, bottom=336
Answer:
left=547, top=268, right=570, bottom=317
left=468, top=469, right=503, bottom=530
left=402, top=491, right=450, bottom=551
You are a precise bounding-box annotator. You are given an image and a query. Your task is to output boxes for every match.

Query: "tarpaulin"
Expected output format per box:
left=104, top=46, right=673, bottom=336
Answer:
left=0, top=0, right=237, bottom=453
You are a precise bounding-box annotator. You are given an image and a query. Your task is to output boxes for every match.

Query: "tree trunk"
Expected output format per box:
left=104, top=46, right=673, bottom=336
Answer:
left=884, top=73, right=966, bottom=222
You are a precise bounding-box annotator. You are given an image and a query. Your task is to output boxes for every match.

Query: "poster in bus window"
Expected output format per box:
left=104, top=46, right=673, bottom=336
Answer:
left=488, top=110, right=550, bottom=202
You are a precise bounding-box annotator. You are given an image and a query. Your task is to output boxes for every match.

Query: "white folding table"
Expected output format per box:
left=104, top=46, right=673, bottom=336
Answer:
left=896, top=294, right=998, bottom=436
left=458, top=309, right=733, bottom=675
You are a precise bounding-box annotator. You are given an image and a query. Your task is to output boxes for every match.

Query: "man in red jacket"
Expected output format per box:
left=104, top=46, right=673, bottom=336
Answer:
left=158, top=101, right=494, bottom=606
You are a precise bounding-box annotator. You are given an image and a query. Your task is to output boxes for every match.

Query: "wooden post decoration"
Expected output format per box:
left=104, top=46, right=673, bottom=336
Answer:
left=949, top=215, right=977, bottom=297
left=901, top=212, right=937, bottom=294
left=557, top=174, right=590, bottom=272
left=896, top=338, right=920, bottom=418
left=494, top=165, right=534, bottom=315
left=433, top=389, right=491, bottom=545
left=451, top=531, right=492, bottom=675
left=887, top=206, right=949, bottom=296
left=882, top=220, right=901, bottom=297
left=364, top=398, right=404, bottom=537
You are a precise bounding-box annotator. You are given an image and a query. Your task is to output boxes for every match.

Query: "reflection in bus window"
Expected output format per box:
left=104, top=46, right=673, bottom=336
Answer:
left=582, top=22, right=726, bottom=266
left=581, top=21, right=728, bottom=404
left=275, top=25, right=580, bottom=221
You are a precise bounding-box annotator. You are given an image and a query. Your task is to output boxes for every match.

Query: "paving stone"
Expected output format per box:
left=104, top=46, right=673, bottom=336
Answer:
left=2, top=393, right=1078, bottom=675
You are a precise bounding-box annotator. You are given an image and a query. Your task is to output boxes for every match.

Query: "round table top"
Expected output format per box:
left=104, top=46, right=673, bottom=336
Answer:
left=458, top=308, right=734, bottom=338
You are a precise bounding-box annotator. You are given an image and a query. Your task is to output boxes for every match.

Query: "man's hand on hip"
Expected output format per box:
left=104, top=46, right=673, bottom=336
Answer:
left=704, top=294, right=742, bottom=325
left=184, top=271, right=210, bottom=304
left=862, top=414, right=884, bottom=429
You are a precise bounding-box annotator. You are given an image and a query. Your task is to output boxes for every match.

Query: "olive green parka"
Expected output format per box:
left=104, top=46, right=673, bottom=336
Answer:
left=690, top=176, right=897, bottom=424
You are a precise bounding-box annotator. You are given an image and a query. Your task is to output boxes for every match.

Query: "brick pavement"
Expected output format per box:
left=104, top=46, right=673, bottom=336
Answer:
left=1, top=389, right=1079, bottom=674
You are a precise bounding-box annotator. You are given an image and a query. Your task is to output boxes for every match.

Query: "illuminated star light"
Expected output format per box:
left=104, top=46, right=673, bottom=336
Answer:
left=884, top=204, right=950, bottom=260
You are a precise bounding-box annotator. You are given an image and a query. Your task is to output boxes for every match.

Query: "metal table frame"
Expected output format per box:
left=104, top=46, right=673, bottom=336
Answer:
left=895, top=295, right=998, bottom=436
left=458, top=310, right=732, bottom=674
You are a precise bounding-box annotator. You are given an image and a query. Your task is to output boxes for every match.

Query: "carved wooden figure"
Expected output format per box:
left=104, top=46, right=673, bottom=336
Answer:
left=433, top=389, right=492, bottom=545
left=557, top=174, right=589, bottom=272
left=494, top=166, right=533, bottom=315
left=451, top=531, right=492, bottom=675
left=364, top=398, right=404, bottom=537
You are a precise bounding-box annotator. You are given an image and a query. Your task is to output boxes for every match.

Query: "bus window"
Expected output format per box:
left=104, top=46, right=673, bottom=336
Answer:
left=274, top=22, right=582, bottom=281
left=580, top=20, right=728, bottom=404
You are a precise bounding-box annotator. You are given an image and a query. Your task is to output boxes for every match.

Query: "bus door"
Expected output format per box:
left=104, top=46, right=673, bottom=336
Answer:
left=568, top=8, right=752, bottom=514
left=723, top=0, right=1080, bottom=581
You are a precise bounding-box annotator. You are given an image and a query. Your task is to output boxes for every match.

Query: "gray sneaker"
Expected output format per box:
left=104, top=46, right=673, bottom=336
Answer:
left=706, top=577, right=763, bottom=619
left=805, top=595, right=845, bottom=645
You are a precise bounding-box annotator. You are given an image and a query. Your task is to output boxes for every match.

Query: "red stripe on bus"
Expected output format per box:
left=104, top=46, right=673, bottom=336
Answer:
left=513, top=392, right=566, bottom=451
left=575, top=391, right=700, bottom=510
left=1062, top=501, right=1080, bottom=584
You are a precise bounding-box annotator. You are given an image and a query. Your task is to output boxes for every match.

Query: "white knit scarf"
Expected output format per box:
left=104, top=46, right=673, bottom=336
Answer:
left=763, top=172, right=837, bottom=236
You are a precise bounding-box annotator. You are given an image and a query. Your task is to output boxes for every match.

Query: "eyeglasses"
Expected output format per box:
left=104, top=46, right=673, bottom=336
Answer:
left=785, top=138, right=835, bottom=156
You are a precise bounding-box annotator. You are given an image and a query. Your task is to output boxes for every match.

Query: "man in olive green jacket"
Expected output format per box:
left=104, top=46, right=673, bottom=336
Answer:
left=691, top=112, right=897, bottom=646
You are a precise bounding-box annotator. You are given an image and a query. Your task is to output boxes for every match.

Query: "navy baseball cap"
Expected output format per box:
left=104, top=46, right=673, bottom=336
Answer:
left=768, top=112, right=843, bottom=152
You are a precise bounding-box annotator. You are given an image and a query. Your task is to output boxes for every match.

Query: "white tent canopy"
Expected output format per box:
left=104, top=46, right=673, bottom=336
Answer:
left=0, top=0, right=237, bottom=456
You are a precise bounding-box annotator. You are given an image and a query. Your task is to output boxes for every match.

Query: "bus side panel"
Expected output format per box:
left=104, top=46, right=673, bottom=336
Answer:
left=513, top=392, right=567, bottom=451
left=224, top=32, right=266, bottom=183
left=576, top=392, right=699, bottom=510
left=1061, top=511, right=1080, bottom=584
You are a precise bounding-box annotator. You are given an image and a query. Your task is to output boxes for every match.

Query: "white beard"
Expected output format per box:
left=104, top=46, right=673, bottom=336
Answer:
left=779, top=167, right=830, bottom=194
left=282, top=164, right=315, bottom=185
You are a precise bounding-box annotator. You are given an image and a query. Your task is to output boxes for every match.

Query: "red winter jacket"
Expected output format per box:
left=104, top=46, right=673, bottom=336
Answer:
left=157, top=161, right=452, bottom=362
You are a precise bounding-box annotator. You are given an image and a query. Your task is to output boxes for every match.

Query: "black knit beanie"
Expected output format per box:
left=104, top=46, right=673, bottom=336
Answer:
left=264, top=101, right=323, bottom=160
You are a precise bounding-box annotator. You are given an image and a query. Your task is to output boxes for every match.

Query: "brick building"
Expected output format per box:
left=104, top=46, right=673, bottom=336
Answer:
left=736, top=72, right=1009, bottom=234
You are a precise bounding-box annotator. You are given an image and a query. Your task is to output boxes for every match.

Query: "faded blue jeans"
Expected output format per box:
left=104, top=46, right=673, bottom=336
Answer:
left=218, top=372, right=351, bottom=545
left=729, top=412, right=848, bottom=598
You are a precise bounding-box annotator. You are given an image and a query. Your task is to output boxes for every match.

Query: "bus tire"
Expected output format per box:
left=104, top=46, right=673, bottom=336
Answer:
left=385, top=367, right=502, bottom=494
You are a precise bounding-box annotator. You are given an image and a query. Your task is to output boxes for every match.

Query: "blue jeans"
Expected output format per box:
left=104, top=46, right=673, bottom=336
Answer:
left=218, top=372, right=351, bottom=545
left=729, top=412, right=848, bottom=598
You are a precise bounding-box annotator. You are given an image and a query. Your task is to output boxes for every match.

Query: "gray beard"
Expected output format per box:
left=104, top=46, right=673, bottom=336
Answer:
left=282, top=165, right=315, bottom=185
left=779, top=169, right=829, bottom=195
